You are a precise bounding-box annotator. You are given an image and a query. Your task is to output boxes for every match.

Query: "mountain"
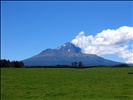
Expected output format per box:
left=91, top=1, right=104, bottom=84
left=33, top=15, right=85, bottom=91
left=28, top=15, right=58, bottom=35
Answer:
left=22, top=42, right=122, bottom=67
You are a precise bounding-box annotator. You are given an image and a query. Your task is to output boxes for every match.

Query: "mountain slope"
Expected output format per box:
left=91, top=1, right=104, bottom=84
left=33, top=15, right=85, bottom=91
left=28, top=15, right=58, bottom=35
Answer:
left=22, top=42, right=122, bottom=67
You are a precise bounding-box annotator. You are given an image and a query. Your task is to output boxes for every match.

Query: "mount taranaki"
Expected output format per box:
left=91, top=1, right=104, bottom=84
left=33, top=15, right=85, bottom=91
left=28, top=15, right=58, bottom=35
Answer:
left=22, top=42, right=122, bottom=67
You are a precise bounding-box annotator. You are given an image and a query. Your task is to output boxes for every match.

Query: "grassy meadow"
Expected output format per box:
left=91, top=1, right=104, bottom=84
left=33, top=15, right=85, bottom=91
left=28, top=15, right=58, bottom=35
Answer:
left=1, top=67, right=133, bottom=100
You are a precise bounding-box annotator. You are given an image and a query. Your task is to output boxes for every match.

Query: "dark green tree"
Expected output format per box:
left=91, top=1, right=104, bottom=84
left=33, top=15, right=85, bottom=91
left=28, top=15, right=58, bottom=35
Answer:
left=78, top=61, right=84, bottom=67
left=71, top=62, right=78, bottom=67
left=0, top=59, right=11, bottom=68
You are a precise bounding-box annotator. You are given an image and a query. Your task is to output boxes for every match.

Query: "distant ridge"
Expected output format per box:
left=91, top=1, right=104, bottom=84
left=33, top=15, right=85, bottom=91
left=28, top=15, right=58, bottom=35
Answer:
left=22, top=42, right=122, bottom=67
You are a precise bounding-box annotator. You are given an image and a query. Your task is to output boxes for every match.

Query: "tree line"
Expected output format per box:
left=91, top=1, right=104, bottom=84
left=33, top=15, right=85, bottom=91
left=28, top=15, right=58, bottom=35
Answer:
left=0, top=59, right=24, bottom=68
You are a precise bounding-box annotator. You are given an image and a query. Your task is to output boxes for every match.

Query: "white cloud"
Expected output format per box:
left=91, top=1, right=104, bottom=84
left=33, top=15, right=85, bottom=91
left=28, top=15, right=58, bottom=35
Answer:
left=71, top=26, right=133, bottom=64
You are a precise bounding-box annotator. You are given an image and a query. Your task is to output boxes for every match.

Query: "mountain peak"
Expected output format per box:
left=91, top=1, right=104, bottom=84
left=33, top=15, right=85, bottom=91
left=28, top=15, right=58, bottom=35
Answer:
left=55, top=42, right=81, bottom=53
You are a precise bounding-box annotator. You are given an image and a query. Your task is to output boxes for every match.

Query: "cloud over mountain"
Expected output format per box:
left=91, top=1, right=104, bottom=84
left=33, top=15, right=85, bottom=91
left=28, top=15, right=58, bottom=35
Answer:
left=71, top=26, right=133, bottom=64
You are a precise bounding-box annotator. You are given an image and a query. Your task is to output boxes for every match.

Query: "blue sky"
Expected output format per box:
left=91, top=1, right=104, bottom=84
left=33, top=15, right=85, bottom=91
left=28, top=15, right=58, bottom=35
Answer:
left=1, top=1, right=132, bottom=63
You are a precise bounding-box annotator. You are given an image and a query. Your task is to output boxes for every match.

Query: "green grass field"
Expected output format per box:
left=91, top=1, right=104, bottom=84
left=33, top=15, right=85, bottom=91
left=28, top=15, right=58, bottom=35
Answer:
left=1, top=68, right=133, bottom=100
